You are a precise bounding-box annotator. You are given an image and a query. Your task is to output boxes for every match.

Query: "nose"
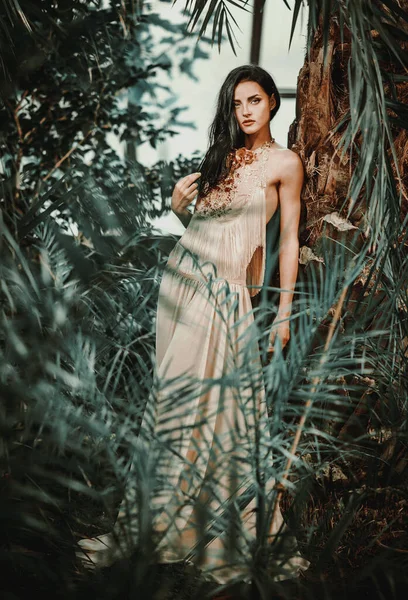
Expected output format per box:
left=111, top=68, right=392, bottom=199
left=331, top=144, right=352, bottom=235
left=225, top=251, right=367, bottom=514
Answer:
left=242, top=104, right=252, bottom=117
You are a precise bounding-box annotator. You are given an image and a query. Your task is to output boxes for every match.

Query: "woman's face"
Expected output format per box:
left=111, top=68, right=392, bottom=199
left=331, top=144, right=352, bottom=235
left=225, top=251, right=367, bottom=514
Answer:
left=233, top=80, right=275, bottom=135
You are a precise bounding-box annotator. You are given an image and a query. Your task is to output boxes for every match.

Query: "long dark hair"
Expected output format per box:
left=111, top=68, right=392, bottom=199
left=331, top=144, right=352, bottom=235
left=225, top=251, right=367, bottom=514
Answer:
left=197, top=65, right=281, bottom=197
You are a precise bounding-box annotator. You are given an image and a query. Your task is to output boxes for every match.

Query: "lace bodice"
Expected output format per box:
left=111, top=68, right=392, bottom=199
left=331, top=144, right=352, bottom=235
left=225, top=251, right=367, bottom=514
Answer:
left=194, top=139, right=274, bottom=220
left=166, top=139, right=274, bottom=297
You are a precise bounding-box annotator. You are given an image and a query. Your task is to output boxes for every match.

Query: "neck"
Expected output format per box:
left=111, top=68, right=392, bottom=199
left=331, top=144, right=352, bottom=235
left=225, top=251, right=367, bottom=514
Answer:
left=244, top=132, right=273, bottom=151
left=244, top=137, right=274, bottom=152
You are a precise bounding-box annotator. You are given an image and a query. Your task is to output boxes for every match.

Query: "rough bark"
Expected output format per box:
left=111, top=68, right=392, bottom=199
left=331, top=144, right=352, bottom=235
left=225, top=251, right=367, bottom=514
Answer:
left=289, top=14, right=408, bottom=250
left=288, top=7, right=408, bottom=442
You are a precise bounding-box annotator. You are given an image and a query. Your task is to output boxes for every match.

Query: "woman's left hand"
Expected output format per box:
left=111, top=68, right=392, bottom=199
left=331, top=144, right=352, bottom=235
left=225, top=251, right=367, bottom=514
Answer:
left=267, top=313, right=290, bottom=357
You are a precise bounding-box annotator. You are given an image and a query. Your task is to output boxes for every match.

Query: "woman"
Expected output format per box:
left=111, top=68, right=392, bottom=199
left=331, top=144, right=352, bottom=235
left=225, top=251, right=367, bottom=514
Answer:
left=78, top=64, right=310, bottom=589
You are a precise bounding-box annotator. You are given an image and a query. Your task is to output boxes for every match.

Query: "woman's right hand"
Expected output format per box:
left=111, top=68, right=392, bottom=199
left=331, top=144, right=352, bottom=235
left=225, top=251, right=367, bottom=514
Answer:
left=171, top=172, right=201, bottom=215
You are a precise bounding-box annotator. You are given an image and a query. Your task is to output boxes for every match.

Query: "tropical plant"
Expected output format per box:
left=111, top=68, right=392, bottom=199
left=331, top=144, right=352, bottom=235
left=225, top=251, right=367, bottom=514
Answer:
left=0, top=1, right=209, bottom=598
left=198, top=0, right=408, bottom=597
left=1, top=1, right=408, bottom=600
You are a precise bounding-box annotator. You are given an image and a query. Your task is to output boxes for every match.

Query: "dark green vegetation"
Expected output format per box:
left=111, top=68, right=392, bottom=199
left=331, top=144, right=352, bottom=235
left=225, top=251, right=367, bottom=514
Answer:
left=1, top=1, right=407, bottom=599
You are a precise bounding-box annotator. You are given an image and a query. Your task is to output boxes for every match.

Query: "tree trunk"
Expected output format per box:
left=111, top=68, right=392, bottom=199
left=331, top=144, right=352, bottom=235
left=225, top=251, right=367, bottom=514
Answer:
left=288, top=8, right=408, bottom=440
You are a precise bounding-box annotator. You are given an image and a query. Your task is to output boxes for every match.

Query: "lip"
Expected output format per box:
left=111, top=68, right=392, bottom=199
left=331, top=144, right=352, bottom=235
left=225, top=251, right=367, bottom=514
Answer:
left=242, top=120, right=255, bottom=125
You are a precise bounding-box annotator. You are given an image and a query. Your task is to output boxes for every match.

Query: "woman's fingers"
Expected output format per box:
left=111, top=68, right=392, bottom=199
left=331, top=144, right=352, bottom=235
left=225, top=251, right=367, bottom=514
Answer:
left=172, top=172, right=201, bottom=213
left=180, top=175, right=200, bottom=203
left=180, top=172, right=201, bottom=192
left=186, top=182, right=199, bottom=196
left=186, top=190, right=198, bottom=201
left=186, top=182, right=198, bottom=193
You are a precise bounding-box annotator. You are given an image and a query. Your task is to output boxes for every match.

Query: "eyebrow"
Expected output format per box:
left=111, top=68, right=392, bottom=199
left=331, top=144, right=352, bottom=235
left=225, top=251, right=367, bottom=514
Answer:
left=233, top=94, right=261, bottom=103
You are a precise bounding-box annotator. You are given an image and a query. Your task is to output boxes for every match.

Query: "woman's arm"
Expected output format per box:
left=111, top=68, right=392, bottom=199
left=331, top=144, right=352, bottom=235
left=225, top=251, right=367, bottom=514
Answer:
left=267, top=151, right=303, bottom=353
left=172, top=207, right=193, bottom=228
left=171, top=172, right=201, bottom=229
left=277, top=151, right=304, bottom=317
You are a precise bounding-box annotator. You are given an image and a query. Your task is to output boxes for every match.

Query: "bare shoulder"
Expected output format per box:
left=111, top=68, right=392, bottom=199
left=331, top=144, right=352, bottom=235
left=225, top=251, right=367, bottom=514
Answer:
left=266, top=144, right=303, bottom=186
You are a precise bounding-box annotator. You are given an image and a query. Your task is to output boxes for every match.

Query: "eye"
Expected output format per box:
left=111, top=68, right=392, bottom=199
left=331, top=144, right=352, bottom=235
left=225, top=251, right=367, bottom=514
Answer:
left=251, top=98, right=260, bottom=104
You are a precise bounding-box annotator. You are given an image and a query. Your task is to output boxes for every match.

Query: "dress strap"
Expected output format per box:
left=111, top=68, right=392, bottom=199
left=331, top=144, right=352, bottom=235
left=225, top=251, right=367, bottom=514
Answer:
left=259, top=140, right=273, bottom=189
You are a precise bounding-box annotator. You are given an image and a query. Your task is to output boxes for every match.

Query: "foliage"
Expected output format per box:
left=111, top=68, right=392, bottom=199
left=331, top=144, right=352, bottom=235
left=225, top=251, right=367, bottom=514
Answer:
left=0, top=0, right=208, bottom=237
left=1, top=1, right=408, bottom=600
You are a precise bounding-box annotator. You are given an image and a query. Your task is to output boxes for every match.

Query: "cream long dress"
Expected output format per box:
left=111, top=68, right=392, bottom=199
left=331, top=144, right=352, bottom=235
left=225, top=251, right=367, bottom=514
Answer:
left=78, top=139, right=310, bottom=585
